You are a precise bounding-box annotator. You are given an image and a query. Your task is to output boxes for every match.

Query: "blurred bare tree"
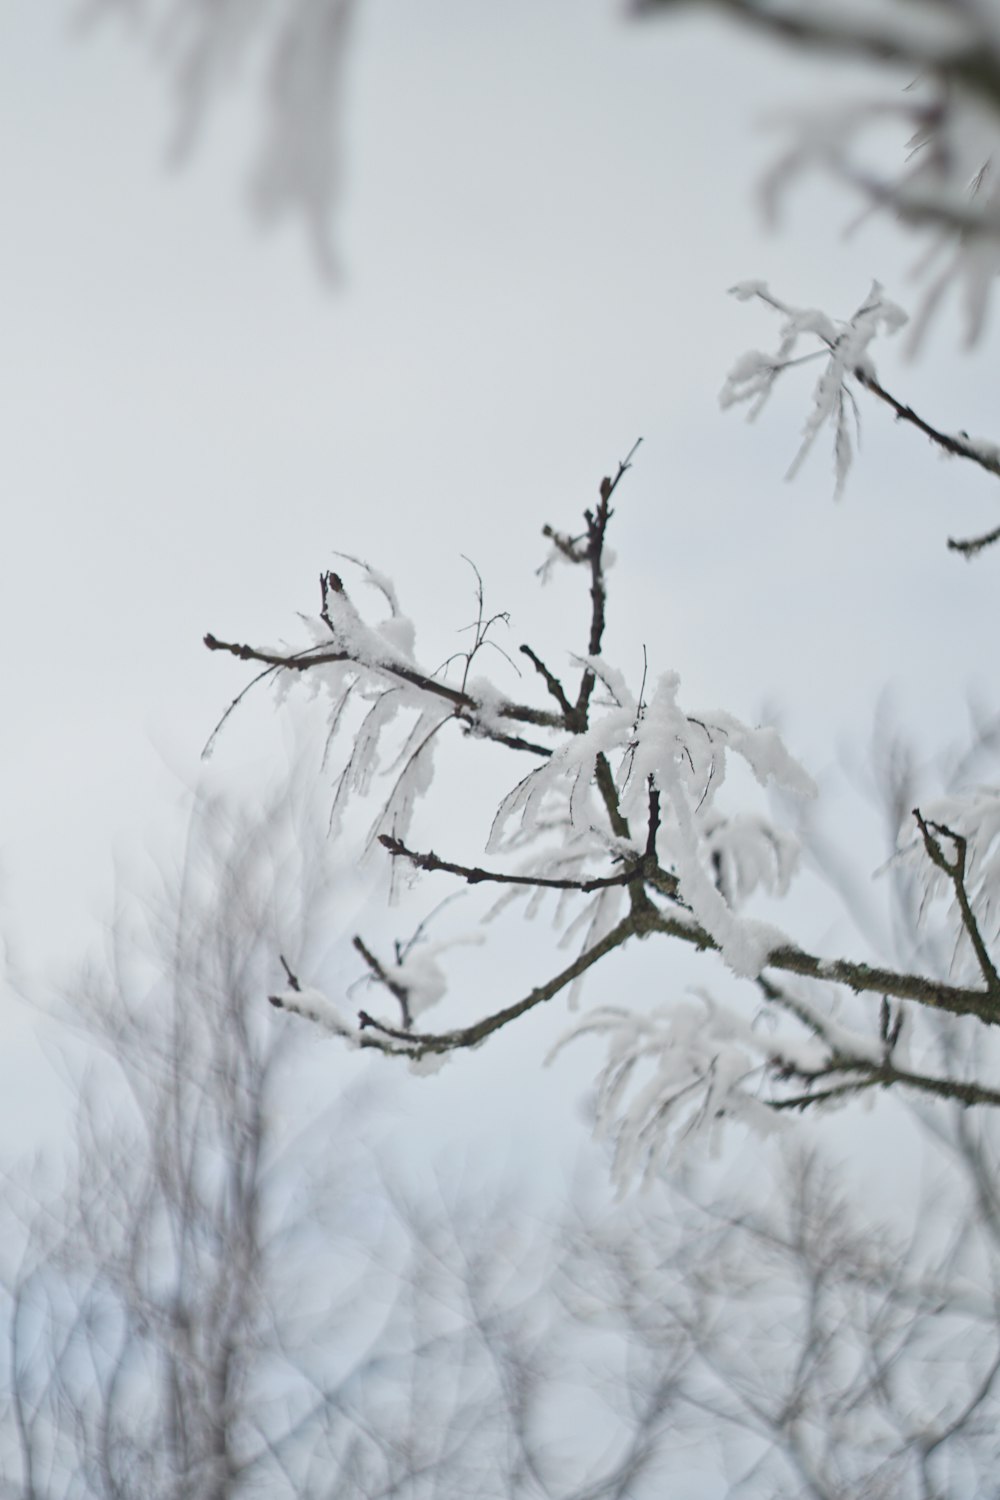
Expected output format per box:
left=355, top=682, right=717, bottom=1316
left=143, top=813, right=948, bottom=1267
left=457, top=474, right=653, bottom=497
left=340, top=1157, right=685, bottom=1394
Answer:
left=0, top=789, right=384, bottom=1497
left=3, top=770, right=1000, bottom=1498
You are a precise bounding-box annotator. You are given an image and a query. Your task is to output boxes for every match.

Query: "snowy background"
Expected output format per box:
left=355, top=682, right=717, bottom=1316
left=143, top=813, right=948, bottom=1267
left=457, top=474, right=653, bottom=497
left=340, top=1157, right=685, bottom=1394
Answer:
left=1, top=1, right=997, bottom=1197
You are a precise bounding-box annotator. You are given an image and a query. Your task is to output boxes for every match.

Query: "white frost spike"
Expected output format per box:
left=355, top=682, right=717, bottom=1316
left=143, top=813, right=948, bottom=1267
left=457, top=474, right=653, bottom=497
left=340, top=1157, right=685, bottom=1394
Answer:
left=550, top=994, right=783, bottom=1190
left=659, top=742, right=790, bottom=979
left=487, top=700, right=635, bottom=853
left=619, top=673, right=811, bottom=975
left=722, top=280, right=908, bottom=495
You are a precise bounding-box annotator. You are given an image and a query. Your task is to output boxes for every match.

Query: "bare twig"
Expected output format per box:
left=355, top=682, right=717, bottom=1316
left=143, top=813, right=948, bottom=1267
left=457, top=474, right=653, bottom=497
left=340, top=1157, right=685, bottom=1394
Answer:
left=353, top=914, right=639, bottom=1059
left=630, top=902, right=1000, bottom=1025
left=772, top=1063, right=1000, bottom=1113
left=759, top=971, right=1000, bottom=1110
left=203, top=633, right=557, bottom=757
left=278, top=955, right=302, bottom=993
left=645, top=782, right=661, bottom=862
left=336, top=896, right=1000, bottom=1078
left=202, top=635, right=559, bottom=731
left=734, top=284, right=1000, bottom=554
left=353, top=934, right=412, bottom=1031
left=519, top=645, right=578, bottom=726
left=575, top=438, right=643, bottom=725
left=948, top=521, right=1000, bottom=558
left=858, top=370, right=1000, bottom=482
left=914, top=808, right=1000, bottom=996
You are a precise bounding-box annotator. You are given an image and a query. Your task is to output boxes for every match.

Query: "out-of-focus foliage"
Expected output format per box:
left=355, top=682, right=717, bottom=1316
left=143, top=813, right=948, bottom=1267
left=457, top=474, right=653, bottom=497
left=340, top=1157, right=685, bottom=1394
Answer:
left=5, top=779, right=1000, bottom=1497
left=76, top=0, right=355, bottom=273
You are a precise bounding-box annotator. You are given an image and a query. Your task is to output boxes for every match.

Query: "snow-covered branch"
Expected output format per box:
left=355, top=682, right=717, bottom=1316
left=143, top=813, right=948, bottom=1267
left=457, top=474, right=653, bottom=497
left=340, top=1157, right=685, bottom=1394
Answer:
left=723, top=279, right=1000, bottom=551
left=211, top=453, right=1000, bottom=1173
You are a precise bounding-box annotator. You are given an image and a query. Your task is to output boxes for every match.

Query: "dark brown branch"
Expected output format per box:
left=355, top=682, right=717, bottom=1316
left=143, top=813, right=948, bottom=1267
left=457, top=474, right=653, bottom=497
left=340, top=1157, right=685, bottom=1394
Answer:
left=772, top=1063, right=1000, bottom=1113
left=752, top=972, right=1000, bottom=1112
left=352, top=935, right=412, bottom=1030
left=574, top=439, right=642, bottom=725
left=358, top=1009, right=413, bottom=1041
left=279, top=892, right=1000, bottom=1085
left=764, top=935, right=998, bottom=1024
left=914, top=809, right=1000, bottom=996
left=462, top=725, right=555, bottom=758
left=635, top=0, right=1000, bottom=114
left=203, top=634, right=560, bottom=731
left=857, top=371, right=1000, bottom=481
left=359, top=889, right=1000, bottom=1062
left=540, top=525, right=588, bottom=564
left=736, top=285, right=1000, bottom=553
left=356, top=915, right=640, bottom=1058
left=378, top=834, right=639, bottom=895
left=278, top=955, right=301, bottom=993
left=948, top=522, right=1000, bottom=558
left=644, top=782, right=661, bottom=862
left=636, top=906, right=1000, bottom=1025
left=319, top=569, right=342, bottom=631
left=519, top=645, right=578, bottom=726
left=594, top=753, right=631, bottom=843
left=203, top=633, right=557, bottom=757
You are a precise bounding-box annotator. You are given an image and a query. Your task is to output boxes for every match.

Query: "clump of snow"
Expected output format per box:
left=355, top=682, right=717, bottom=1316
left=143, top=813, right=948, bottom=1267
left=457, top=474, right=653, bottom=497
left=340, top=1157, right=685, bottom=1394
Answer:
left=378, top=934, right=486, bottom=1022
left=407, top=1050, right=450, bottom=1077
left=274, top=985, right=358, bottom=1042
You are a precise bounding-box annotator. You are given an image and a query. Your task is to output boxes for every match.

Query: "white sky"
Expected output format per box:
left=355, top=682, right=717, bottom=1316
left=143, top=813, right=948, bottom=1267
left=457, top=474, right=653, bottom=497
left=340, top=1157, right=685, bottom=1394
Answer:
left=1, top=1, right=998, bottom=1195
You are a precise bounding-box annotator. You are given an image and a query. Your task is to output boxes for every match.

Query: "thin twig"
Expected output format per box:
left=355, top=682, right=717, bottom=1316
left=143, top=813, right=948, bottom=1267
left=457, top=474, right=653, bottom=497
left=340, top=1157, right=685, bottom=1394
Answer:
left=203, top=633, right=557, bottom=757
left=519, top=645, right=578, bottom=725
left=772, top=1064, right=1000, bottom=1112
left=736, top=284, right=1000, bottom=555
left=339, top=885, right=1000, bottom=1067
left=913, top=809, right=1000, bottom=996
left=353, top=915, right=639, bottom=1058
left=858, top=371, right=1000, bottom=479
left=353, top=935, right=412, bottom=1030
left=575, top=439, right=642, bottom=725
left=645, top=782, right=661, bottom=862
left=378, top=834, right=638, bottom=895
left=630, top=904, right=1000, bottom=1025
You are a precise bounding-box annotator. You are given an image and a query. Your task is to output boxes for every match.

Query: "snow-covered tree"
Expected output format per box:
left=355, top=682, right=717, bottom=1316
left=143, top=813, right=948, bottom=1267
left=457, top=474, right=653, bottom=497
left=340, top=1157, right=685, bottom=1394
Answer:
left=184, top=0, right=1000, bottom=1182
left=10, top=8, right=1000, bottom=1494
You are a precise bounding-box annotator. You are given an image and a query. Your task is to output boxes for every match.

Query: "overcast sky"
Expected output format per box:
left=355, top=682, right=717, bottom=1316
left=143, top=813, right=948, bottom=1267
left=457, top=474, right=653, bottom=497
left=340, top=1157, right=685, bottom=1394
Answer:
left=2, top=1, right=998, bottom=1192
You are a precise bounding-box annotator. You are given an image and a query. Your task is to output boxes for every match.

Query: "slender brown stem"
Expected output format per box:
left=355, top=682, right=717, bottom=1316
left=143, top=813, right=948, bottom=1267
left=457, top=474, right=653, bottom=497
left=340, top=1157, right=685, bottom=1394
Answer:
left=377, top=834, right=634, bottom=895
left=949, top=522, right=1000, bottom=558
left=914, top=809, right=1000, bottom=996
